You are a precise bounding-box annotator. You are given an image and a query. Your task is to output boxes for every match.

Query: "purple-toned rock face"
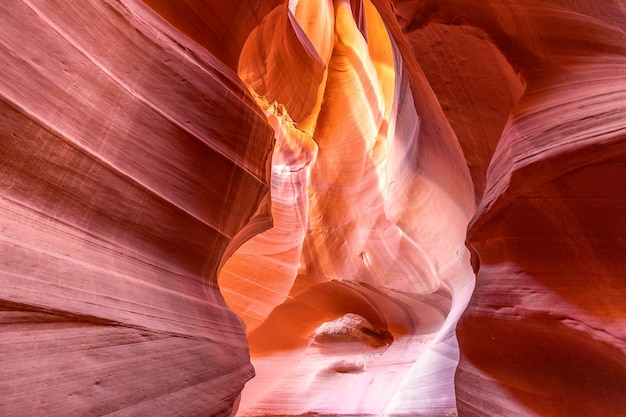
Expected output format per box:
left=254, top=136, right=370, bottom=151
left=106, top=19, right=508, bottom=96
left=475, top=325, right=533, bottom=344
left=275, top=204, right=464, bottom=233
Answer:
left=1, top=1, right=625, bottom=416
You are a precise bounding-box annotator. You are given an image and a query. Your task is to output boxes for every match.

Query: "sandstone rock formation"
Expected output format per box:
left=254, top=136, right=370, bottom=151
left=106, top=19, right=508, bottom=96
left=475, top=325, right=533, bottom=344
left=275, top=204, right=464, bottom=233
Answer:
left=1, top=0, right=625, bottom=416
left=0, top=1, right=273, bottom=415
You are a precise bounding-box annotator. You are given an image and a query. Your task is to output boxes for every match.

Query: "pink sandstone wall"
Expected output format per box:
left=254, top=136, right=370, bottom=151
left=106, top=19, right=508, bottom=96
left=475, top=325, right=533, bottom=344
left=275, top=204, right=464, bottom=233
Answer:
left=1, top=1, right=625, bottom=416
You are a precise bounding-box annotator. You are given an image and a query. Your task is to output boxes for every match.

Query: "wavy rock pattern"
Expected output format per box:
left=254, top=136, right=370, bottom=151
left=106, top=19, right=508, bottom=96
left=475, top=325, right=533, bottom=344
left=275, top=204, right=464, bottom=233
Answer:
left=394, top=1, right=626, bottom=416
left=1, top=0, right=625, bottom=416
left=0, top=1, right=273, bottom=416
left=223, top=1, right=475, bottom=415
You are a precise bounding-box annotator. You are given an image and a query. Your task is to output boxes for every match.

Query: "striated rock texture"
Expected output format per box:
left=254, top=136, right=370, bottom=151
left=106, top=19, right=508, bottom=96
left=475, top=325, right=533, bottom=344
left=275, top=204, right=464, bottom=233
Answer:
left=392, top=1, right=626, bottom=416
left=394, top=0, right=626, bottom=415
left=1, top=1, right=625, bottom=417
left=225, top=1, right=475, bottom=415
left=0, top=1, right=274, bottom=415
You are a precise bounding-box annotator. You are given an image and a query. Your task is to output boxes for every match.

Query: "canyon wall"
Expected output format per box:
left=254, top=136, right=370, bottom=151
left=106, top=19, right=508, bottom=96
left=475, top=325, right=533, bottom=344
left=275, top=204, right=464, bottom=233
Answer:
left=0, top=1, right=274, bottom=415
left=1, top=0, right=625, bottom=416
left=394, top=1, right=626, bottom=415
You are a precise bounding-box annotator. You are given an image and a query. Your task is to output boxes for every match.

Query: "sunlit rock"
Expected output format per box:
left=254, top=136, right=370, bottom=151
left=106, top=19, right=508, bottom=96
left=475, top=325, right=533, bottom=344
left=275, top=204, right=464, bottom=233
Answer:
left=1, top=0, right=625, bottom=416
left=394, top=1, right=626, bottom=416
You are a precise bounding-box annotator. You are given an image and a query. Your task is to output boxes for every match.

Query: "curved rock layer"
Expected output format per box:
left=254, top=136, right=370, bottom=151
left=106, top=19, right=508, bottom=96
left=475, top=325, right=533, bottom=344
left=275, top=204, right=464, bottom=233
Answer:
left=221, top=0, right=475, bottom=415
left=0, top=1, right=275, bottom=416
left=393, top=1, right=626, bottom=416
left=1, top=0, right=625, bottom=416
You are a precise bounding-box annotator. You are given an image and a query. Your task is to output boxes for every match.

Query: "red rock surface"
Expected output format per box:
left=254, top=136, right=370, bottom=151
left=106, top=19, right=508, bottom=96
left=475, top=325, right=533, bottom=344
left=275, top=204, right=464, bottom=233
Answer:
left=1, top=0, right=625, bottom=416
left=0, top=1, right=273, bottom=415
left=392, top=1, right=626, bottom=416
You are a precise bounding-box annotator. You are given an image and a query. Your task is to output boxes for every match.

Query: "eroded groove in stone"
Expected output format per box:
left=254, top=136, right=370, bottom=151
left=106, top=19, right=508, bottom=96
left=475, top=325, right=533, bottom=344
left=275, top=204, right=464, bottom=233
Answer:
left=2, top=0, right=625, bottom=416
left=221, top=1, right=475, bottom=415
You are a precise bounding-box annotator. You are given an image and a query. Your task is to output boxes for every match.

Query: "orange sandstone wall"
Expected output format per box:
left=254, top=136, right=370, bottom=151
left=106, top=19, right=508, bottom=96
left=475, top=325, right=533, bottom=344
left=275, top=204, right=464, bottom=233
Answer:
left=393, top=1, right=626, bottom=415
left=221, top=1, right=476, bottom=415
left=1, top=1, right=625, bottom=416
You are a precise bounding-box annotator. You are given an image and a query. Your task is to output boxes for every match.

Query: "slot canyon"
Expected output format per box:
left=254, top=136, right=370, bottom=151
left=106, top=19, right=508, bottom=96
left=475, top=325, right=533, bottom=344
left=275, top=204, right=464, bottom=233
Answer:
left=1, top=1, right=625, bottom=416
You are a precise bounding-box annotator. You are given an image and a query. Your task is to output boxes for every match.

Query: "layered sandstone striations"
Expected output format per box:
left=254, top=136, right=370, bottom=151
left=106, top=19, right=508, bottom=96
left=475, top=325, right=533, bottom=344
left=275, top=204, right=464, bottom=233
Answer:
left=1, top=0, right=625, bottom=417
left=224, top=1, right=475, bottom=415
left=0, top=1, right=275, bottom=415
left=394, top=1, right=626, bottom=416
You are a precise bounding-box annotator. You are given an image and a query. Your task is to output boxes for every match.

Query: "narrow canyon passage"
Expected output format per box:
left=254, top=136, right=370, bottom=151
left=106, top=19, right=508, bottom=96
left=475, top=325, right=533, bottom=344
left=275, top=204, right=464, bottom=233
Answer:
left=219, top=1, right=476, bottom=415
left=1, top=0, right=625, bottom=416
